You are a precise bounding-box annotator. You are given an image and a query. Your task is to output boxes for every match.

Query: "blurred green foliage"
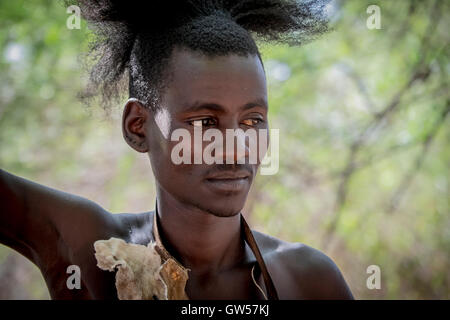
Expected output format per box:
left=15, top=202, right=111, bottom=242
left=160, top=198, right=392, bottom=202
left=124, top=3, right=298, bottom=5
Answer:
left=0, top=0, right=448, bottom=299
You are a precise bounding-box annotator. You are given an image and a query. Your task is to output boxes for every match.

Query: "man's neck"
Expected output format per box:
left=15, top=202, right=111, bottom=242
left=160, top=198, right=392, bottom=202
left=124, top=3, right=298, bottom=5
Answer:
left=155, top=190, right=247, bottom=276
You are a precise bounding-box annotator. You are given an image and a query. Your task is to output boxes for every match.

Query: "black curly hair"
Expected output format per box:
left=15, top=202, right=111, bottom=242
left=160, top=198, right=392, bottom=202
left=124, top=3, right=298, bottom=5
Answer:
left=70, top=0, right=330, bottom=110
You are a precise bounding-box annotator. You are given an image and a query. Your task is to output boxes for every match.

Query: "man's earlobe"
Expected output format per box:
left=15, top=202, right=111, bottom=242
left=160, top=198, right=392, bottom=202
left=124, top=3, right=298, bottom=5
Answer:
left=122, top=98, right=150, bottom=153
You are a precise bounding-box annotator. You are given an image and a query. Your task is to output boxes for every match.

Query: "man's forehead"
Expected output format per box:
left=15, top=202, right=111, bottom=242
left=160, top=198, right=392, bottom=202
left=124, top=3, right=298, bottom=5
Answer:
left=169, top=47, right=264, bottom=75
left=164, top=49, right=267, bottom=112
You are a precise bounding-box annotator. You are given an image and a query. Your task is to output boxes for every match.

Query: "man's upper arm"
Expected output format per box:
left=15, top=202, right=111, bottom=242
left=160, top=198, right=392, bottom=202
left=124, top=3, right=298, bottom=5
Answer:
left=288, top=243, right=354, bottom=299
left=0, top=169, right=114, bottom=268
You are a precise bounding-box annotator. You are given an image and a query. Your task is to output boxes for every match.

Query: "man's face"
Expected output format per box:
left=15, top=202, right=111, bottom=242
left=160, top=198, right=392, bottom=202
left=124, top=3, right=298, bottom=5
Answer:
left=145, top=48, right=268, bottom=217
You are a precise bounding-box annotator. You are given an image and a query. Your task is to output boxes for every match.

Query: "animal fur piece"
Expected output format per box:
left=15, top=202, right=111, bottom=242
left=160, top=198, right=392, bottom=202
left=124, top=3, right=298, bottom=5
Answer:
left=94, top=237, right=189, bottom=300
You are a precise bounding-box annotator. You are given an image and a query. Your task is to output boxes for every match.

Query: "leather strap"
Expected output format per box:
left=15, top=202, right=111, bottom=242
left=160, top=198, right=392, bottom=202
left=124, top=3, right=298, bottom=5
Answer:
left=240, top=213, right=279, bottom=300
left=153, top=205, right=188, bottom=271
left=153, top=202, right=279, bottom=300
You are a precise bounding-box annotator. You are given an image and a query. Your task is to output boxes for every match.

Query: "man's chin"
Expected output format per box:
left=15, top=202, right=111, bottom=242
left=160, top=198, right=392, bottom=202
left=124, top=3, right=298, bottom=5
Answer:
left=194, top=199, right=245, bottom=218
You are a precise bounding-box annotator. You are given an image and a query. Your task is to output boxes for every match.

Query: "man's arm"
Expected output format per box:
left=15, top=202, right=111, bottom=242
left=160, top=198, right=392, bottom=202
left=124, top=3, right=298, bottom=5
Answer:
left=0, top=169, right=116, bottom=270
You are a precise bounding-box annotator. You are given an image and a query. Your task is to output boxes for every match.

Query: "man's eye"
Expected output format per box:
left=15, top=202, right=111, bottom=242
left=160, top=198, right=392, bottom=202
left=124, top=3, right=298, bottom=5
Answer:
left=242, top=118, right=262, bottom=126
left=189, top=118, right=217, bottom=127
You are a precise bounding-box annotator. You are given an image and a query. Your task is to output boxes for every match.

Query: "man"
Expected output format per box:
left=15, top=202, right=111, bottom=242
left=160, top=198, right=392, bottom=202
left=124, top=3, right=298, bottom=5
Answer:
left=0, top=0, right=353, bottom=299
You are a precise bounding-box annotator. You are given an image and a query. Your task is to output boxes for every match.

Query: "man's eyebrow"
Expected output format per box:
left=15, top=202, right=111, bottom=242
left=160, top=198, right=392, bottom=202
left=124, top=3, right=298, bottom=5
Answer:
left=183, top=102, right=225, bottom=113
left=182, top=98, right=268, bottom=113
left=241, top=98, right=268, bottom=111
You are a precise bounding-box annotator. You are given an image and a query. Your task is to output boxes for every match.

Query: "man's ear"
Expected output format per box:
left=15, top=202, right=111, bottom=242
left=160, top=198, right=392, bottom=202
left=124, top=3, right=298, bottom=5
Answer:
left=122, top=99, right=150, bottom=153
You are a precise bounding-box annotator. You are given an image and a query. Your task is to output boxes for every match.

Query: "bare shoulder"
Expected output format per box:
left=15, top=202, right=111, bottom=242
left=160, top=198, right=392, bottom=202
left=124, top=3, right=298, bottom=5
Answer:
left=49, top=193, right=120, bottom=249
left=252, top=230, right=354, bottom=299
left=113, top=211, right=154, bottom=245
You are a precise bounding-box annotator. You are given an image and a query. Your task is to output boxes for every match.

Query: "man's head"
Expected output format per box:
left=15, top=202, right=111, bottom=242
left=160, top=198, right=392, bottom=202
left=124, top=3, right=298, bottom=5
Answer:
left=123, top=47, right=268, bottom=217
left=76, top=0, right=330, bottom=216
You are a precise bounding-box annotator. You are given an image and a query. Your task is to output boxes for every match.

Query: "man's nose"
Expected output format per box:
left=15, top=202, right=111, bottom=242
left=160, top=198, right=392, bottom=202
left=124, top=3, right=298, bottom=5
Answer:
left=216, top=127, right=250, bottom=164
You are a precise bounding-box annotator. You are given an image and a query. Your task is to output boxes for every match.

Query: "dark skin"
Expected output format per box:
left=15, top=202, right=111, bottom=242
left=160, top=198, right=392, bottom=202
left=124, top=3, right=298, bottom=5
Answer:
left=0, top=47, right=354, bottom=300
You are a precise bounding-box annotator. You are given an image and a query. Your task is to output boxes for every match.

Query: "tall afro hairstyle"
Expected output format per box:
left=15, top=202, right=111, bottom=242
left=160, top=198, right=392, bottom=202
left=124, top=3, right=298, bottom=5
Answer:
left=68, top=0, right=331, bottom=110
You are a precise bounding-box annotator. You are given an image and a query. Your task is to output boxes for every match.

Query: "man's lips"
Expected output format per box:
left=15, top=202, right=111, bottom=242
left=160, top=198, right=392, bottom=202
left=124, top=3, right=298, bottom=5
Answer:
left=204, top=170, right=251, bottom=193
left=205, top=170, right=250, bottom=180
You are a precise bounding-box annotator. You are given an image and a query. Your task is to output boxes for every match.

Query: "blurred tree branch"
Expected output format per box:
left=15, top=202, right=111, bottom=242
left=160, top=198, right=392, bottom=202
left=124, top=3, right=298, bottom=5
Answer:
left=387, top=101, right=449, bottom=213
left=321, top=0, right=445, bottom=249
left=338, top=62, right=376, bottom=114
